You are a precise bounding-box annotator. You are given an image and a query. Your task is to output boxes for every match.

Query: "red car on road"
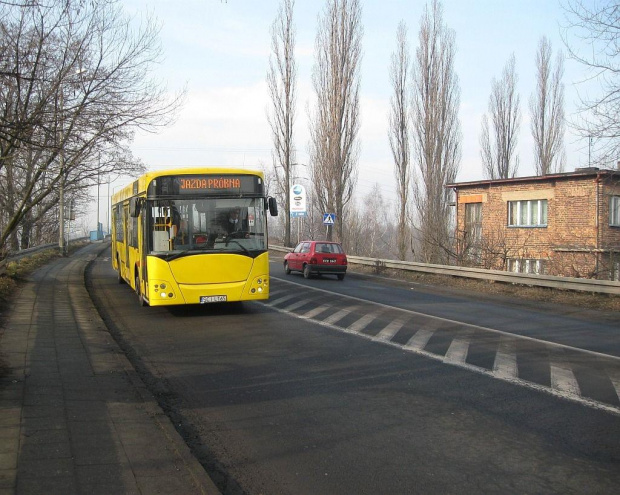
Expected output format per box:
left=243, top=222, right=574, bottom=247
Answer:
left=284, top=241, right=348, bottom=280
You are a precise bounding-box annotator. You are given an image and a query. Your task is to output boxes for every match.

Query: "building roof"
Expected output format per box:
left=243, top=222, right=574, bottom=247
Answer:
left=445, top=167, right=620, bottom=189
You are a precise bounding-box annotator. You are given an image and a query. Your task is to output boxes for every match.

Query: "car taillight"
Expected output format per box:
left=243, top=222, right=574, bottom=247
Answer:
left=310, top=257, right=318, bottom=264
left=342, top=257, right=347, bottom=265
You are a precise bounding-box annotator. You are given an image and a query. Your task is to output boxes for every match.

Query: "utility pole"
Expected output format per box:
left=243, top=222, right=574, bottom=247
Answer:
left=58, top=91, right=66, bottom=256
left=97, top=156, right=100, bottom=238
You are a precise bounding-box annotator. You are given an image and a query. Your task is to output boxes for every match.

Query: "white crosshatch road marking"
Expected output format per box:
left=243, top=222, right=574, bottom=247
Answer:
left=374, top=317, right=408, bottom=342
left=283, top=299, right=313, bottom=312
left=267, top=293, right=298, bottom=306
left=493, top=337, right=518, bottom=380
left=347, top=309, right=384, bottom=333
left=265, top=275, right=620, bottom=416
left=609, top=368, right=620, bottom=403
left=303, top=304, right=330, bottom=319
left=324, top=305, right=359, bottom=326
left=550, top=360, right=581, bottom=396
left=444, top=337, right=470, bottom=365
left=405, top=326, right=436, bottom=351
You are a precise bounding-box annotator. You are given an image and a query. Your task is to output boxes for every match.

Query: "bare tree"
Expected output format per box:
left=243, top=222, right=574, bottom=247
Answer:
left=562, top=0, right=620, bottom=165
left=0, top=0, right=183, bottom=255
left=530, top=36, right=565, bottom=175
left=346, top=184, right=393, bottom=257
left=411, top=0, right=461, bottom=264
left=309, top=0, right=362, bottom=243
left=267, top=0, right=297, bottom=247
left=389, top=21, right=411, bottom=261
left=480, top=54, right=520, bottom=179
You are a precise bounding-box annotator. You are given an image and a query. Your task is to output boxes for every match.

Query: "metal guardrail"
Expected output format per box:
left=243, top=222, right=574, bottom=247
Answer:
left=269, top=245, right=620, bottom=296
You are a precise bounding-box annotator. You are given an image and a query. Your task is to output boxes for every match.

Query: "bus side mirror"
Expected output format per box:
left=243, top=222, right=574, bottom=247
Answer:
left=267, top=197, right=278, bottom=216
left=129, top=197, right=141, bottom=218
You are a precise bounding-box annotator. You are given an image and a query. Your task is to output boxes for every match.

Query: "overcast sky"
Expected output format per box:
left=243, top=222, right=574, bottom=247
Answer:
left=99, top=0, right=599, bottom=223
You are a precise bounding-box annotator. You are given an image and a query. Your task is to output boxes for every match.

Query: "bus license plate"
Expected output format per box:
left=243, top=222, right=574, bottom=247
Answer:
left=200, top=295, right=227, bottom=303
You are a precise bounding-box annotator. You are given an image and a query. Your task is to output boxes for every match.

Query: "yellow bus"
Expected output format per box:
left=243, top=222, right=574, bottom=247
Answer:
left=111, top=168, right=278, bottom=306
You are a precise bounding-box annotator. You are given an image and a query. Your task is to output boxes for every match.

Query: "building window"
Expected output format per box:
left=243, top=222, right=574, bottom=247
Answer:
left=508, top=199, right=548, bottom=227
left=610, top=196, right=620, bottom=227
left=507, top=258, right=544, bottom=275
left=465, top=202, right=482, bottom=244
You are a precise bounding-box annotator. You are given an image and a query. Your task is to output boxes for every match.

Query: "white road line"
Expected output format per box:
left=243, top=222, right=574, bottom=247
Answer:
left=405, top=326, right=436, bottom=351
left=346, top=309, right=383, bottom=333
left=263, top=297, right=620, bottom=416
left=303, top=304, right=331, bottom=319
left=269, top=275, right=620, bottom=364
left=323, top=305, right=358, bottom=326
left=444, top=337, right=469, bottom=365
left=267, top=293, right=298, bottom=306
left=373, top=318, right=407, bottom=342
left=550, top=361, right=581, bottom=396
left=493, top=337, right=518, bottom=379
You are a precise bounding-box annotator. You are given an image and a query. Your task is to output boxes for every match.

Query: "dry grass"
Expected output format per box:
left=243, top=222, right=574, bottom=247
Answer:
left=0, top=242, right=89, bottom=307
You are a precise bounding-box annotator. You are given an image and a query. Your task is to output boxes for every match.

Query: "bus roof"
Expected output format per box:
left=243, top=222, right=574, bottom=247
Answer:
left=111, top=167, right=265, bottom=204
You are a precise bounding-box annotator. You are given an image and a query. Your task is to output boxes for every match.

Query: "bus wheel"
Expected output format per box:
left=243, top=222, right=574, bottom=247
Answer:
left=117, top=257, right=124, bottom=284
left=135, top=274, right=147, bottom=307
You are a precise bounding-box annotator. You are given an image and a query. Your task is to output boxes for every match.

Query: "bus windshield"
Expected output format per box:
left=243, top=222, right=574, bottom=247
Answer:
left=147, top=197, right=267, bottom=257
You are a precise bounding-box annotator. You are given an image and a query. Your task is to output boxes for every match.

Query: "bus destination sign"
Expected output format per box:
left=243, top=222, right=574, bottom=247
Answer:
left=149, top=174, right=263, bottom=197
left=179, top=177, right=243, bottom=191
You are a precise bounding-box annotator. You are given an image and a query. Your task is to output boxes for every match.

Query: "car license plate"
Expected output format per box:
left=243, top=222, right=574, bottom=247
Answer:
left=324, top=258, right=336, bottom=263
left=200, top=295, right=227, bottom=303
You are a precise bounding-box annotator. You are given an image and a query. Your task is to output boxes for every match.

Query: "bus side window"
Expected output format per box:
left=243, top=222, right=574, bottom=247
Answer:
left=115, top=205, right=124, bottom=242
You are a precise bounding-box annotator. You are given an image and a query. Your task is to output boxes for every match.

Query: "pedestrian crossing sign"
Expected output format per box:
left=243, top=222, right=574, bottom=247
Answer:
left=323, top=213, right=335, bottom=225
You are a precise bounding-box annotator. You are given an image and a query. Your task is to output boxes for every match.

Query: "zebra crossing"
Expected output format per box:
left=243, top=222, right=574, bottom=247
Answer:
left=264, top=279, right=620, bottom=415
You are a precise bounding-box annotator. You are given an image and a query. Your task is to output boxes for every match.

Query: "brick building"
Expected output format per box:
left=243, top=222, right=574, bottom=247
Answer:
left=446, top=168, right=620, bottom=280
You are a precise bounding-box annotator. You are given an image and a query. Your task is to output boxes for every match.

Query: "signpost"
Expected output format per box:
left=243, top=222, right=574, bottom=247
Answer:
left=290, top=184, right=307, bottom=243
left=323, top=213, right=335, bottom=239
left=322, top=213, right=335, bottom=225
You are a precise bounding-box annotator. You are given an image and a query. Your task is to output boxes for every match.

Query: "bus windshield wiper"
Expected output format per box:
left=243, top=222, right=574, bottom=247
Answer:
left=223, top=240, right=251, bottom=256
left=161, top=251, right=195, bottom=262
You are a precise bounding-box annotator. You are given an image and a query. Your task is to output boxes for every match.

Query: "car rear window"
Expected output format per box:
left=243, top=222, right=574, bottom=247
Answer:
left=315, top=243, right=343, bottom=254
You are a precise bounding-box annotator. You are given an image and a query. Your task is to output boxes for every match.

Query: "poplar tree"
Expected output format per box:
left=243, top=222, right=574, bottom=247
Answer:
left=411, top=0, right=461, bottom=264
left=309, top=0, right=362, bottom=243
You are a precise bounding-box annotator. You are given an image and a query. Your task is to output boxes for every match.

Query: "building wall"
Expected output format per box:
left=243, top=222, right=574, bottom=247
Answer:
left=599, top=177, right=620, bottom=279
left=453, top=173, right=620, bottom=279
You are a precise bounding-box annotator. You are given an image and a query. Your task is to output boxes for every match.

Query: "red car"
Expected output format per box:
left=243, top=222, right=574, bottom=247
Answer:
left=284, top=241, right=348, bottom=280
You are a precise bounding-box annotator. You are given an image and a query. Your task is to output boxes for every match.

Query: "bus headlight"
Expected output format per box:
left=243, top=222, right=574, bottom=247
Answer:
left=249, top=276, right=268, bottom=296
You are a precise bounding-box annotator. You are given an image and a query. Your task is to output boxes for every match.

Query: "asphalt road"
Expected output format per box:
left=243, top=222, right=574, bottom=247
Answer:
left=87, top=247, right=620, bottom=495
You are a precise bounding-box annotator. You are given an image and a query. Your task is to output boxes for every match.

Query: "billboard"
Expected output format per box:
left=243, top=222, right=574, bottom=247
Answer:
left=290, top=184, right=307, bottom=217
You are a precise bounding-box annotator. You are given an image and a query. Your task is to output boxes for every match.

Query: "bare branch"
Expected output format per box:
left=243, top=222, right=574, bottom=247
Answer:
left=561, top=0, right=620, bottom=164
left=0, top=0, right=184, bottom=253
left=480, top=54, right=521, bottom=179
